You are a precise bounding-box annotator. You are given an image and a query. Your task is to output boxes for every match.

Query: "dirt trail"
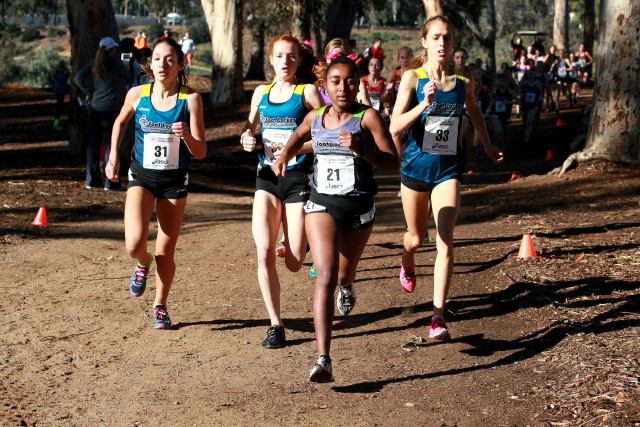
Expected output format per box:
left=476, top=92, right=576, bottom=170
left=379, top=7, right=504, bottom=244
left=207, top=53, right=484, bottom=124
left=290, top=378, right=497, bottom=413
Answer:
left=0, top=85, right=639, bottom=426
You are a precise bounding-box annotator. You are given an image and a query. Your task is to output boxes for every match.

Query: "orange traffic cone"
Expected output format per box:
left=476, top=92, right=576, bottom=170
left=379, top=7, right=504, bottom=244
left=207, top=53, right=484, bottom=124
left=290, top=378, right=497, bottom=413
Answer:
left=546, top=149, right=554, bottom=161
left=31, top=207, right=48, bottom=226
left=517, top=234, right=538, bottom=258
left=510, top=173, right=518, bottom=181
left=556, top=118, right=563, bottom=127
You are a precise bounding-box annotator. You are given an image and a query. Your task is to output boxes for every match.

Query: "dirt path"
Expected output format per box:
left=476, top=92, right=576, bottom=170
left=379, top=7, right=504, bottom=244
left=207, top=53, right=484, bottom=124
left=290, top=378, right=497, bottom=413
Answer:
left=0, top=85, right=639, bottom=426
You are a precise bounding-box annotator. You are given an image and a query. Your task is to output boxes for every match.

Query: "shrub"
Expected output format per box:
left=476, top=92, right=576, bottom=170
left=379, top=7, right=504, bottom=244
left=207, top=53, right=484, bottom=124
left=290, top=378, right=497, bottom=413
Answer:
left=117, top=21, right=130, bottom=34
left=0, top=39, right=22, bottom=84
left=195, top=50, right=212, bottom=68
left=47, top=27, right=66, bottom=37
left=0, top=22, right=21, bottom=34
left=145, top=22, right=164, bottom=41
left=23, top=49, right=61, bottom=88
left=187, top=19, right=210, bottom=44
left=20, top=27, right=40, bottom=43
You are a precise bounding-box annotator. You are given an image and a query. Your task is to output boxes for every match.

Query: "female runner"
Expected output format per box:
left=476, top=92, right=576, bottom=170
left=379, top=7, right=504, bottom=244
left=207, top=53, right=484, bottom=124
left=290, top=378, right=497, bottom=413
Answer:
left=240, top=35, right=324, bottom=349
left=272, top=55, right=399, bottom=382
left=362, top=56, right=386, bottom=111
left=106, top=38, right=207, bottom=329
left=390, top=16, right=503, bottom=341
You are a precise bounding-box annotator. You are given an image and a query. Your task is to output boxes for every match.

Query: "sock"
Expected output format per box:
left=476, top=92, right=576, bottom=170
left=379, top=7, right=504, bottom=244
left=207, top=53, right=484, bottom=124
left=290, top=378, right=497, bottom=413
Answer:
left=432, top=315, right=444, bottom=322
left=154, top=304, right=166, bottom=310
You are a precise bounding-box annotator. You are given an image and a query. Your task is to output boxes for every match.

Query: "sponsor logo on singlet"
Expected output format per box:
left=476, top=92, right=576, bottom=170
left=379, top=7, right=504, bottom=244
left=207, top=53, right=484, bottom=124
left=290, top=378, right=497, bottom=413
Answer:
left=259, top=112, right=297, bottom=128
left=138, top=115, right=172, bottom=133
left=427, top=101, right=464, bottom=115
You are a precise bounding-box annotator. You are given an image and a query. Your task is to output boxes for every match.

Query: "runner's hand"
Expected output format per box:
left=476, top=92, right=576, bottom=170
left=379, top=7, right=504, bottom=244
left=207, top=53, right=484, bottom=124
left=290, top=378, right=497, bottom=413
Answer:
left=484, top=144, right=504, bottom=164
left=423, top=80, right=438, bottom=106
left=241, top=129, right=256, bottom=152
left=271, top=156, right=287, bottom=177
left=105, top=157, right=119, bottom=182
left=339, top=130, right=361, bottom=154
left=172, top=122, right=191, bottom=140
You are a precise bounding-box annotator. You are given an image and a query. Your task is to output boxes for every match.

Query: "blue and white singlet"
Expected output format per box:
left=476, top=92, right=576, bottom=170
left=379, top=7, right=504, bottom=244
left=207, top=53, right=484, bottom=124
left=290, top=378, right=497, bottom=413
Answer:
left=310, top=105, right=377, bottom=198
left=401, top=67, right=466, bottom=184
left=258, top=83, right=312, bottom=172
left=132, top=83, right=192, bottom=171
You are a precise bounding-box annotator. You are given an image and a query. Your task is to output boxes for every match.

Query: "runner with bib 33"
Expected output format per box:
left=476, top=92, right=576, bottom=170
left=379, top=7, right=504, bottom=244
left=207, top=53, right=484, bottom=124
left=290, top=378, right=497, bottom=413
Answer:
left=390, top=15, right=503, bottom=342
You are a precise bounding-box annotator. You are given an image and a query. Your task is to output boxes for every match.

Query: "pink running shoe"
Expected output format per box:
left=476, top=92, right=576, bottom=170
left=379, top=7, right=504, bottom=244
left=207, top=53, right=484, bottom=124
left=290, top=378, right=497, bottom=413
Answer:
left=429, top=317, right=451, bottom=341
left=400, top=262, right=416, bottom=293
left=275, top=238, right=286, bottom=258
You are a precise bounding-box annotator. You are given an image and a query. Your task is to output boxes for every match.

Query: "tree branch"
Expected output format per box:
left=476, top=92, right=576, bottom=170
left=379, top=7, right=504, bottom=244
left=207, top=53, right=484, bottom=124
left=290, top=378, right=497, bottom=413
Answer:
left=445, top=0, right=487, bottom=46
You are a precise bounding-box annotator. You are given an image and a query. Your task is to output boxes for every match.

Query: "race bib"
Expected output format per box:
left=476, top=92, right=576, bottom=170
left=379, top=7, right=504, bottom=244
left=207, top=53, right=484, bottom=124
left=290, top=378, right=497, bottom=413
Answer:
left=557, top=65, right=567, bottom=78
left=579, top=57, right=586, bottom=67
left=422, top=116, right=459, bottom=155
left=143, top=133, right=180, bottom=170
left=262, top=128, right=296, bottom=166
left=304, top=200, right=327, bottom=214
left=316, top=155, right=355, bottom=195
left=495, top=101, right=506, bottom=113
left=525, top=92, right=536, bottom=103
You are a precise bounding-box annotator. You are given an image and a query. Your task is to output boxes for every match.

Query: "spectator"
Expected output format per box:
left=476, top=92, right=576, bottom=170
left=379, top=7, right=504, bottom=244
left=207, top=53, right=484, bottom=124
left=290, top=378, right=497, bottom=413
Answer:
left=363, top=38, right=384, bottom=60
left=119, top=37, right=142, bottom=88
left=74, top=36, right=132, bottom=190
left=53, top=59, right=69, bottom=131
left=160, top=29, right=173, bottom=41
left=510, top=36, right=525, bottom=62
left=179, top=31, right=195, bottom=73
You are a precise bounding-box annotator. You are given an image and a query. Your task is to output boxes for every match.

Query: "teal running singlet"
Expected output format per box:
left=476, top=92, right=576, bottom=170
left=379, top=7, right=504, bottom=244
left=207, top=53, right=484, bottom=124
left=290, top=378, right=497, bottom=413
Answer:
left=401, top=67, right=466, bottom=183
left=258, top=83, right=312, bottom=172
left=132, top=83, right=192, bottom=171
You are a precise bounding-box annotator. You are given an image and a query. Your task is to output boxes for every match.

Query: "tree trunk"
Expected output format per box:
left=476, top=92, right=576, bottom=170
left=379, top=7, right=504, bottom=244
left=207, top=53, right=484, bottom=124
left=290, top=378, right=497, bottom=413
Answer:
left=324, top=0, right=357, bottom=46
left=553, top=0, right=569, bottom=50
left=244, top=20, right=265, bottom=81
left=65, top=0, right=119, bottom=160
left=576, top=0, right=640, bottom=168
left=292, top=0, right=312, bottom=42
left=583, top=0, right=596, bottom=54
left=423, top=0, right=443, bottom=18
left=484, top=0, right=496, bottom=73
left=201, top=0, right=244, bottom=106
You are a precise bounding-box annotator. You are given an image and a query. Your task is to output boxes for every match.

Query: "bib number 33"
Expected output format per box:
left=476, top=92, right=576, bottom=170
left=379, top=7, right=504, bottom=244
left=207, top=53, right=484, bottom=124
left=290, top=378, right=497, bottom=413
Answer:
left=422, top=116, right=459, bottom=155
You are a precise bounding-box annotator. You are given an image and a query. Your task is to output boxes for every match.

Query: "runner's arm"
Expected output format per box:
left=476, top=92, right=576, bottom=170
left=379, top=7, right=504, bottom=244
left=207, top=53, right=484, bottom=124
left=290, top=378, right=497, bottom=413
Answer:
left=271, top=110, right=315, bottom=177
left=389, top=70, right=428, bottom=138
left=360, top=108, right=399, bottom=172
left=240, top=85, right=265, bottom=151
left=464, top=78, right=503, bottom=164
left=178, top=90, right=206, bottom=159
left=106, top=86, right=143, bottom=181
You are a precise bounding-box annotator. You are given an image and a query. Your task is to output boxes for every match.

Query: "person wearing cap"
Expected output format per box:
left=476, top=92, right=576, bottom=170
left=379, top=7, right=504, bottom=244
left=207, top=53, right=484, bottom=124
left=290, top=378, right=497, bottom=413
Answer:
left=74, top=36, right=133, bottom=190
left=160, top=29, right=173, bottom=41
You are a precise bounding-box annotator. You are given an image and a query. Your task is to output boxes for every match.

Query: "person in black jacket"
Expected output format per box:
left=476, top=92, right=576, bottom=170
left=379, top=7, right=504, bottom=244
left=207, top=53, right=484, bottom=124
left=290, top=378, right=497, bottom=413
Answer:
left=75, top=37, right=132, bottom=190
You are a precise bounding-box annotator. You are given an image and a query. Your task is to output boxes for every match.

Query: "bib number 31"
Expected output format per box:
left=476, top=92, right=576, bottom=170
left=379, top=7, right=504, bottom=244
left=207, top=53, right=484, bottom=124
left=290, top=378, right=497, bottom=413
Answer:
left=143, top=133, right=180, bottom=170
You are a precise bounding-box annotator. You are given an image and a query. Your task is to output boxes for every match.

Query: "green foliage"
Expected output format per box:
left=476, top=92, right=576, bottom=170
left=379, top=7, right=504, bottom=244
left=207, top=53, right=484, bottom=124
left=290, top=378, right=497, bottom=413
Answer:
left=0, top=22, right=21, bottom=33
left=187, top=19, right=210, bottom=45
left=117, top=21, right=131, bottom=34
left=0, top=38, right=21, bottom=84
left=20, top=27, right=41, bottom=43
left=195, top=49, right=212, bottom=69
left=23, top=48, right=61, bottom=88
left=145, top=22, right=165, bottom=41
left=46, top=27, right=66, bottom=37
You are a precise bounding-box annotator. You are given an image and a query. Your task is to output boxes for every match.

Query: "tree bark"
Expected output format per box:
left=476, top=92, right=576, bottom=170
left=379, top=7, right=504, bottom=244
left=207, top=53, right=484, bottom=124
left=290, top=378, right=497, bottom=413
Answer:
left=583, top=0, right=596, bottom=54
left=448, top=0, right=496, bottom=73
left=201, top=0, right=244, bottom=106
left=292, top=0, right=312, bottom=42
left=423, top=0, right=443, bottom=19
left=562, top=0, right=640, bottom=173
left=324, top=0, right=357, bottom=45
left=553, top=0, right=569, bottom=50
left=244, top=20, right=265, bottom=81
left=65, top=0, right=119, bottom=160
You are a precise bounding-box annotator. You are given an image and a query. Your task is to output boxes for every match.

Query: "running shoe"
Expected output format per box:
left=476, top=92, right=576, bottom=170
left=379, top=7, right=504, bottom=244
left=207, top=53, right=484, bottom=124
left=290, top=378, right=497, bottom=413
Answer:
left=309, top=263, right=316, bottom=278
left=422, top=234, right=430, bottom=245
left=261, top=324, right=286, bottom=348
left=275, top=237, right=285, bottom=258
left=153, top=306, right=172, bottom=329
left=129, top=251, right=152, bottom=297
left=336, top=284, right=356, bottom=316
left=400, top=261, right=416, bottom=293
left=309, top=355, right=334, bottom=383
left=429, top=316, right=451, bottom=341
